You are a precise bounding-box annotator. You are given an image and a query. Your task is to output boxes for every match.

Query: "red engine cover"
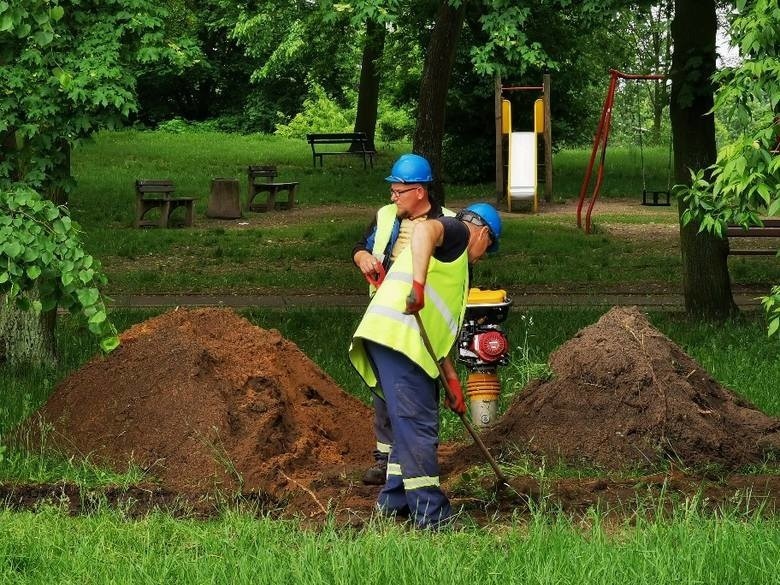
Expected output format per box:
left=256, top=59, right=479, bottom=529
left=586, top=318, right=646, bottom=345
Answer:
left=471, top=331, right=509, bottom=362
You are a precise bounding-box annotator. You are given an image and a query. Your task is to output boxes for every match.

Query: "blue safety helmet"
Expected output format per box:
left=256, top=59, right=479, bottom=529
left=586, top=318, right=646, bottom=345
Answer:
left=385, top=153, right=433, bottom=183
left=458, top=202, right=502, bottom=253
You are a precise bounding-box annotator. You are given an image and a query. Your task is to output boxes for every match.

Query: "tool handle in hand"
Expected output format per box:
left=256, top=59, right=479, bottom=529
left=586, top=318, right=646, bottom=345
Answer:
left=412, top=313, right=508, bottom=484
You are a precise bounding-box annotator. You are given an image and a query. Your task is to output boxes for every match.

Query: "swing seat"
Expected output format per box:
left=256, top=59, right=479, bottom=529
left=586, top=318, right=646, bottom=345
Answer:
left=642, top=189, right=670, bottom=207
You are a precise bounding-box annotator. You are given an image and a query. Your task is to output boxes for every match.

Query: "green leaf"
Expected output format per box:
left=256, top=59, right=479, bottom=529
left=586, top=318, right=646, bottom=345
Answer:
left=50, top=5, right=65, bottom=21
left=4, top=241, right=22, bottom=258
left=26, top=266, right=41, bottom=280
left=76, top=288, right=99, bottom=307
left=33, top=29, right=53, bottom=46
left=88, top=310, right=106, bottom=325
left=769, top=318, right=779, bottom=337
left=100, top=336, right=121, bottom=353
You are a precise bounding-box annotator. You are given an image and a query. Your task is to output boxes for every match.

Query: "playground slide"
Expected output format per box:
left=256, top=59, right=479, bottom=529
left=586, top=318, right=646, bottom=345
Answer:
left=508, top=131, right=537, bottom=200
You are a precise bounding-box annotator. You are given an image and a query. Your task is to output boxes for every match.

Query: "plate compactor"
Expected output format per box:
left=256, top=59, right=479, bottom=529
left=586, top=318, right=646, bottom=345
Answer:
left=456, top=288, right=512, bottom=429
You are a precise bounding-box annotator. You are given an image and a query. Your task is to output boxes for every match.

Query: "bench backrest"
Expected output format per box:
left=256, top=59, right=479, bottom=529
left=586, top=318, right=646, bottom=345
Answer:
left=136, top=179, right=175, bottom=195
left=248, top=165, right=278, bottom=181
left=306, top=132, right=367, bottom=144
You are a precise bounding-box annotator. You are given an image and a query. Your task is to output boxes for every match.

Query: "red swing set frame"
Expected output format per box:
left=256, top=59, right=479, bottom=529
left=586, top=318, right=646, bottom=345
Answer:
left=576, top=69, right=666, bottom=234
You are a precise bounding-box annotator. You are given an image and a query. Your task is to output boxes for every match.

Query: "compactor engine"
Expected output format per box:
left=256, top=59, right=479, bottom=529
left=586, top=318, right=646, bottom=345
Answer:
left=456, top=289, right=511, bottom=428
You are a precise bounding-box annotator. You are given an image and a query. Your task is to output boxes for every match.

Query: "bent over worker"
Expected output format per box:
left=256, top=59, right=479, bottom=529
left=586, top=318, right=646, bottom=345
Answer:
left=351, top=153, right=455, bottom=485
left=349, top=202, right=502, bottom=528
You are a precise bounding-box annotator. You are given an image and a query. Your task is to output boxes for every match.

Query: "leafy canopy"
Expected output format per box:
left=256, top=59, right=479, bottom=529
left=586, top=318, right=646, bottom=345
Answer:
left=0, top=186, right=119, bottom=352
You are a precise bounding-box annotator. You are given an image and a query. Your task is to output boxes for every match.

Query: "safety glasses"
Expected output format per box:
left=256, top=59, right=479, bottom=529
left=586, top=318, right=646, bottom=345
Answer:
left=390, top=186, right=419, bottom=198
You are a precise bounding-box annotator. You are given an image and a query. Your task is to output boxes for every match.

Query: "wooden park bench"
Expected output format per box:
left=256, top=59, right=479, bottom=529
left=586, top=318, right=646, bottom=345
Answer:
left=134, top=179, right=195, bottom=228
left=306, top=132, right=375, bottom=169
left=247, top=165, right=299, bottom=212
left=727, top=218, right=780, bottom=256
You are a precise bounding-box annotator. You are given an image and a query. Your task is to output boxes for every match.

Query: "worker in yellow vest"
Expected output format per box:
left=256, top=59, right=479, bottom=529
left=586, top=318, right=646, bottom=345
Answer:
left=349, top=202, right=502, bottom=529
left=352, top=154, right=454, bottom=485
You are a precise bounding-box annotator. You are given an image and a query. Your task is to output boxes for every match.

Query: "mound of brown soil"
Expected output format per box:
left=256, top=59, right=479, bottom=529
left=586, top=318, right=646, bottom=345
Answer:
left=32, top=308, right=374, bottom=495
left=478, top=307, right=780, bottom=470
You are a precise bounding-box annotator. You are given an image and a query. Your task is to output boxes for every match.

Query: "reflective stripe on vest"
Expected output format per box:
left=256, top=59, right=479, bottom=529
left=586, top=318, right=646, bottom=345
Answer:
left=371, top=204, right=399, bottom=261
left=403, top=475, right=440, bottom=490
left=387, top=463, right=403, bottom=477
left=349, top=244, right=469, bottom=385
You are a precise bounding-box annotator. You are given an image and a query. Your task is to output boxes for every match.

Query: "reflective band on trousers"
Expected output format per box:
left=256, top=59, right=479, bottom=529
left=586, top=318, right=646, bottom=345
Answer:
left=387, top=463, right=403, bottom=477
left=403, top=475, right=440, bottom=490
left=376, top=441, right=391, bottom=455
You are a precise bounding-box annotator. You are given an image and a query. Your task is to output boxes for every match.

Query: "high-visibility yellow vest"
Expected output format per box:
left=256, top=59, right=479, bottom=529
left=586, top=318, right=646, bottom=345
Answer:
left=350, top=244, right=469, bottom=385
left=368, top=204, right=456, bottom=296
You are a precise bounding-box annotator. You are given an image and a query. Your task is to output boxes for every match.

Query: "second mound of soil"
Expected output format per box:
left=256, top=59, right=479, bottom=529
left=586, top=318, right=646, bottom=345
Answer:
left=32, top=308, right=374, bottom=494
left=479, top=307, right=780, bottom=470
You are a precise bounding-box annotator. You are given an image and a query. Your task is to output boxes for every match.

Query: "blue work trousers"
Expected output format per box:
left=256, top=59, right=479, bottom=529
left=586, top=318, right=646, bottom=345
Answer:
left=364, top=340, right=451, bottom=528
left=372, top=391, right=393, bottom=461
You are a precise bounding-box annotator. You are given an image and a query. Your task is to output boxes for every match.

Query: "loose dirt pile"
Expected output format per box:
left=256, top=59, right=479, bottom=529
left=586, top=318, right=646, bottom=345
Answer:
left=18, top=305, right=780, bottom=522
left=470, top=306, right=780, bottom=470
left=32, top=308, right=374, bottom=496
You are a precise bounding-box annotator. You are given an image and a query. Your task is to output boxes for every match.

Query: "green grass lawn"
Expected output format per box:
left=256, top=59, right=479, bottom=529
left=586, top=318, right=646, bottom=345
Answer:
left=68, top=130, right=779, bottom=296
left=2, top=131, right=778, bottom=580
left=2, top=311, right=779, bottom=584
left=2, top=507, right=778, bottom=584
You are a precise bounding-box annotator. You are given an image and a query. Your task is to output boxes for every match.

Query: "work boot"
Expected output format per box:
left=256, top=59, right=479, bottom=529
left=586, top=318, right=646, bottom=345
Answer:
left=362, top=459, right=387, bottom=485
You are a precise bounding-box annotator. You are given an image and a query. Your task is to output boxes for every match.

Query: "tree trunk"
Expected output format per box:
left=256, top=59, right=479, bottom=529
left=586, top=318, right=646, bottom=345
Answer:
left=412, top=0, right=467, bottom=206
left=351, top=19, right=385, bottom=153
left=671, top=0, right=736, bottom=319
left=0, top=295, right=56, bottom=367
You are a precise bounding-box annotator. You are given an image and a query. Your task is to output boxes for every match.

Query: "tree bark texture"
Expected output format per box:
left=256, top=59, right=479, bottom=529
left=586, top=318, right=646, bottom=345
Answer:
left=412, top=0, right=467, bottom=206
left=351, top=19, right=386, bottom=153
left=671, top=0, right=736, bottom=319
left=0, top=295, right=56, bottom=367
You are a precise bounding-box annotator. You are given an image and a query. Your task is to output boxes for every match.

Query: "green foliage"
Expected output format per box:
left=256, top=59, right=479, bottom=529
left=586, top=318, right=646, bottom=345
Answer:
left=376, top=102, right=414, bottom=143
left=0, top=0, right=169, bottom=191
left=761, top=285, right=780, bottom=337
left=0, top=186, right=118, bottom=352
left=274, top=84, right=354, bottom=138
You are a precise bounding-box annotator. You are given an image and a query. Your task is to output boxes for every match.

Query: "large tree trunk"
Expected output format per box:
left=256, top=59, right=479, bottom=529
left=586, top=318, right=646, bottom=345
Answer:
left=671, top=0, right=736, bottom=319
left=412, top=0, right=467, bottom=206
left=0, top=142, right=70, bottom=366
left=0, top=294, right=56, bottom=367
left=351, top=19, right=385, bottom=153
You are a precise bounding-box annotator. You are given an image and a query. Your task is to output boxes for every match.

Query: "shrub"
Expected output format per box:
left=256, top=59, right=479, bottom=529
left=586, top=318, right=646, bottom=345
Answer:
left=441, top=134, right=495, bottom=184
left=275, top=84, right=353, bottom=139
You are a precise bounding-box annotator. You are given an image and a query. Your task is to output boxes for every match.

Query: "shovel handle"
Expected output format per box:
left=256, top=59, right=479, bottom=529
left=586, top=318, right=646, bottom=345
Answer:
left=412, top=312, right=508, bottom=484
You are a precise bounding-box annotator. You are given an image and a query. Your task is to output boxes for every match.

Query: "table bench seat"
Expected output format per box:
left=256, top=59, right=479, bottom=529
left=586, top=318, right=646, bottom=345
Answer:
left=135, top=180, right=195, bottom=228
left=727, top=219, right=780, bottom=256
left=306, top=132, right=375, bottom=169
left=247, top=165, right=299, bottom=212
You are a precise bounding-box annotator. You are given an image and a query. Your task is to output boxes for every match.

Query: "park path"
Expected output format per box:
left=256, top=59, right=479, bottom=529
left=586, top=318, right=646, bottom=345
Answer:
left=108, top=285, right=767, bottom=311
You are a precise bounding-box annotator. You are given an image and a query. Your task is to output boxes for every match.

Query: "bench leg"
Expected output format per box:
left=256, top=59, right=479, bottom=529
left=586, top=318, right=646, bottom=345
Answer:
left=274, top=185, right=296, bottom=210
left=184, top=201, right=194, bottom=227
left=159, top=201, right=171, bottom=228
left=288, top=184, right=297, bottom=210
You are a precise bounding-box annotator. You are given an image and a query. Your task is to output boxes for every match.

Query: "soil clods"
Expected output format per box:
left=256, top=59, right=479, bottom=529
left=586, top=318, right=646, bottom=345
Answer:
left=31, top=308, right=374, bottom=497
left=471, top=306, right=780, bottom=470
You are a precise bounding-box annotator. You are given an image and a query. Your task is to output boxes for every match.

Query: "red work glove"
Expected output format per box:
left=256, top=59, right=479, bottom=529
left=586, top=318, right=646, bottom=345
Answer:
left=405, top=280, right=425, bottom=314
left=444, top=377, right=466, bottom=415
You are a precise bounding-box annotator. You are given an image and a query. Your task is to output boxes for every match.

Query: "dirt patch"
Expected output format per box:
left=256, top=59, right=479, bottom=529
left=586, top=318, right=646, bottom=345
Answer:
left=455, top=306, right=780, bottom=471
left=26, top=308, right=374, bottom=500
left=11, top=305, right=780, bottom=524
